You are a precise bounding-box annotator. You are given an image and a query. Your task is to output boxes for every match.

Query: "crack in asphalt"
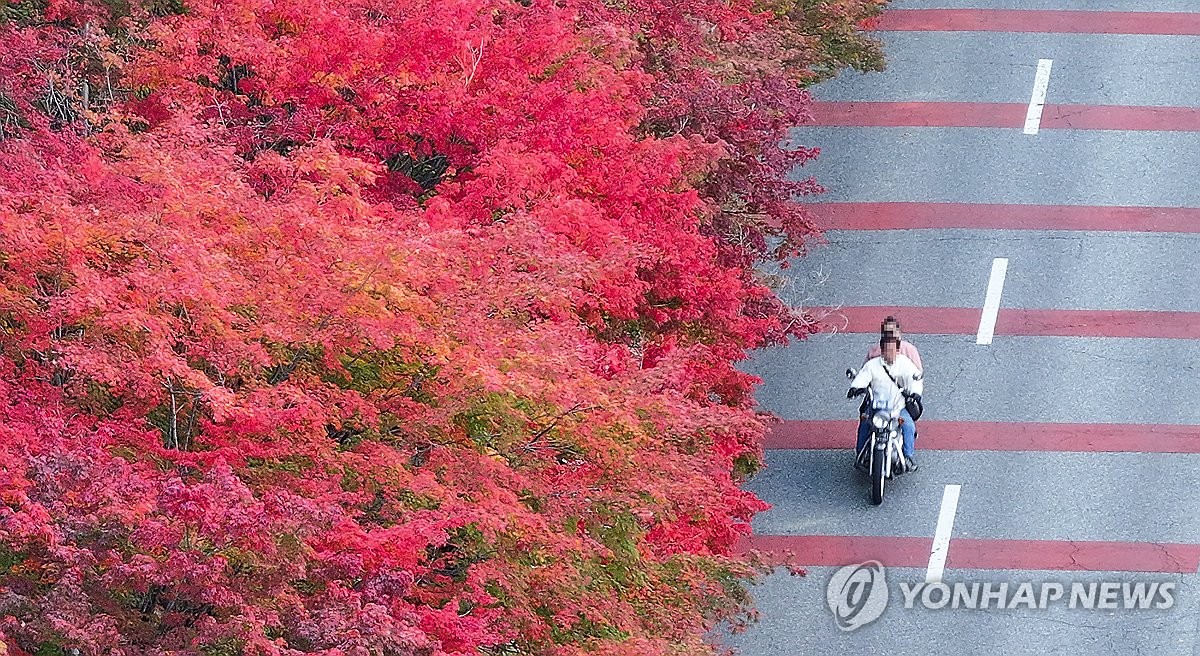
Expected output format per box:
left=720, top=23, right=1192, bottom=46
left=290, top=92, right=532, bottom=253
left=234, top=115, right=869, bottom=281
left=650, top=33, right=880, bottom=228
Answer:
left=942, top=357, right=970, bottom=416
left=1152, top=541, right=1186, bottom=573
left=1008, top=613, right=1108, bottom=631
left=1067, top=540, right=1084, bottom=571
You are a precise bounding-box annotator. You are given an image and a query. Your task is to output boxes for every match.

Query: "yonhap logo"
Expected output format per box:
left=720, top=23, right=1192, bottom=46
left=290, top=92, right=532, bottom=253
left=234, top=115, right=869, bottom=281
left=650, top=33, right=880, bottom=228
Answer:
left=821, top=562, right=1177, bottom=629
left=826, top=560, right=889, bottom=631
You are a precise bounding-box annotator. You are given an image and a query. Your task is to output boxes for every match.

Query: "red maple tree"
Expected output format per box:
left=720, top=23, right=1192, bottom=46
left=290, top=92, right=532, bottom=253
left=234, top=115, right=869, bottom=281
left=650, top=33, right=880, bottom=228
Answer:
left=0, top=0, right=884, bottom=653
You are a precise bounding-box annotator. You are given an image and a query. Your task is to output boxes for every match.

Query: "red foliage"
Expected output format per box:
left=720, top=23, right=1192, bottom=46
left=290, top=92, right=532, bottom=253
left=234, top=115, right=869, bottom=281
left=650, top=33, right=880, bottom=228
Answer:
left=0, top=0, right=883, bottom=653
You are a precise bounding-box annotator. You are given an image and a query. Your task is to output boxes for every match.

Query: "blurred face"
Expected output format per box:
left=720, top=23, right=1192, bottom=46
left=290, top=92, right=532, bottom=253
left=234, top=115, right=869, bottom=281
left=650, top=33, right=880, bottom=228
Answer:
left=884, top=322, right=902, bottom=341
left=881, top=339, right=899, bottom=363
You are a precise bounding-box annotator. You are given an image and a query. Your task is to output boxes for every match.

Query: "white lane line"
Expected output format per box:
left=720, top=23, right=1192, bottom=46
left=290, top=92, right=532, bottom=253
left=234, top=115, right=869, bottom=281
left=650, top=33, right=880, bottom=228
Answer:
left=976, top=257, right=1008, bottom=345
left=1023, top=58, right=1053, bottom=134
left=926, top=484, right=961, bottom=584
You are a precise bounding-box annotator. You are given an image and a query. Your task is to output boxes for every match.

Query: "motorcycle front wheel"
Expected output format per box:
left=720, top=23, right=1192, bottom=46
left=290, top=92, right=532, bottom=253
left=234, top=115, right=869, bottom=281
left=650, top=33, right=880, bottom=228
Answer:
left=870, top=444, right=886, bottom=505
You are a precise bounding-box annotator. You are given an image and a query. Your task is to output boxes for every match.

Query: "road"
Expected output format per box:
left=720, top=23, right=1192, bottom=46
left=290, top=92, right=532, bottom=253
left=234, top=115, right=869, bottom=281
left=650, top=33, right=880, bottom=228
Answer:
left=727, top=1, right=1200, bottom=654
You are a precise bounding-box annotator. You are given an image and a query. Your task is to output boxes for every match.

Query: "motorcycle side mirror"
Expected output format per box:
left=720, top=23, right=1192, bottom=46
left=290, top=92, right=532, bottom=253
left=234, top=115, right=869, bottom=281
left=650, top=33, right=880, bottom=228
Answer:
left=846, top=368, right=857, bottom=379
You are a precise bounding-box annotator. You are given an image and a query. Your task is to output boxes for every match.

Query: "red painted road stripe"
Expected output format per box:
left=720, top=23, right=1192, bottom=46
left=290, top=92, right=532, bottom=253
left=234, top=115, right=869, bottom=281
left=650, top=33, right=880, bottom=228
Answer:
left=738, top=535, right=1200, bottom=573
left=809, top=102, right=1024, bottom=128
left=811, top=306, right=1200, bottom=339
left=815, top=202, right=1200, bottom=232
left=739, top=535, right=932, bottom=568
left=1043, top=105, right=1200, bottom=131
left=764, top=420, right=1200, bottom=453
left=808, top=102, right=1200, bottom=131
left=875, top=9, right=1200, bottom=35
left=949, top=539, right=1200, bottom=573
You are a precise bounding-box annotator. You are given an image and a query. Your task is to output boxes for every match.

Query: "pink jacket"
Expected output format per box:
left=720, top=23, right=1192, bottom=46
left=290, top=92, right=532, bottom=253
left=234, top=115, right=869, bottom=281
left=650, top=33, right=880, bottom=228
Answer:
left=866, top=340, right=922, bottom=371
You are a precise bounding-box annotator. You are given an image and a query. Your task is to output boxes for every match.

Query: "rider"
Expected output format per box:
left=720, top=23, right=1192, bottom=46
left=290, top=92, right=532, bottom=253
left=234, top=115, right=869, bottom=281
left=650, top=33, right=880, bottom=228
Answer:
left=849, top=332, right=923, bottom=472
left=859, top=316, right=921, bottom=414
left=857, top=316, right=924, bottom=440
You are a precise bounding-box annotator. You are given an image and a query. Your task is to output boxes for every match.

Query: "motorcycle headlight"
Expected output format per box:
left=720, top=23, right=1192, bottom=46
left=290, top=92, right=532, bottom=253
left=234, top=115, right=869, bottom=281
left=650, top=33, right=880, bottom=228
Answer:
left=872, top=414, right=888, bottom=429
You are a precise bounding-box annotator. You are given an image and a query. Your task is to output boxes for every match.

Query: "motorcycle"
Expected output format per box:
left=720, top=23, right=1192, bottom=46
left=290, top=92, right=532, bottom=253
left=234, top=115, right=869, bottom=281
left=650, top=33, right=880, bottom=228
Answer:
left=846, top=367, right=912, bottom=506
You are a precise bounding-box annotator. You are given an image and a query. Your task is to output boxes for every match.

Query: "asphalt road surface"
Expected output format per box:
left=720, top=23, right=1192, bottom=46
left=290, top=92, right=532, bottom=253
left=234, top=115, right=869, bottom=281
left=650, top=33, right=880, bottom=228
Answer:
left=727, top=1, right=1200, bottom=654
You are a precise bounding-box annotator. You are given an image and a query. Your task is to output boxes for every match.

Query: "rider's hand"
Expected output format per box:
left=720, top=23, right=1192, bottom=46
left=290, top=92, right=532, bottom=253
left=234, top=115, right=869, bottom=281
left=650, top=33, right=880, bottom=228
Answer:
left=847, top=387, right=865, bottom=399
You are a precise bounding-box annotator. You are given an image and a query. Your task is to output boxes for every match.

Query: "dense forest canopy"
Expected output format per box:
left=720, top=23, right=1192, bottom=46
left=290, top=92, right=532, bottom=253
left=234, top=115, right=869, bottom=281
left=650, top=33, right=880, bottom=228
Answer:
left=0, top=0, right=884, bottom=653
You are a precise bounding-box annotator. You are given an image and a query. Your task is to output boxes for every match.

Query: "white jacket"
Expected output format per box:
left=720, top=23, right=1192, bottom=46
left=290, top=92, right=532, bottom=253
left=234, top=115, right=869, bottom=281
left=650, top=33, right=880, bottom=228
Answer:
left=850, top=354, right=923, bottom=400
